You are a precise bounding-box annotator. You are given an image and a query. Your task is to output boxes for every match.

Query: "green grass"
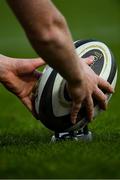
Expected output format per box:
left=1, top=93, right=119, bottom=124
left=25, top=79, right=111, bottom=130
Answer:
left=0, top=0, right=120, bottom=178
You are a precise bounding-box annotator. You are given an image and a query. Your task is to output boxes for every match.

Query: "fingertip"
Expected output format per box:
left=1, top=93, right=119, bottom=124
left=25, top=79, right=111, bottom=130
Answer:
left=88, top=56, right=94, bottom=64
left=100, top=99, right=107, bottom=111
left=72, top=120, right=76, bottom=125
left=82, top=56, right=94, bottom=65
left=88, top=114, right=93, bottom=122
left=111, top=87, right=115, bottom=93
left=71, top=116, right=76, bottom=125
left=103, top=102, right=107, bottom=110
left=108, top=88, right=114, bottom=94
left=70, top=102, right=81, bottom=124
left=32, top=59, right=46, bottom=69
left=90, top=55, right=94, bottom=61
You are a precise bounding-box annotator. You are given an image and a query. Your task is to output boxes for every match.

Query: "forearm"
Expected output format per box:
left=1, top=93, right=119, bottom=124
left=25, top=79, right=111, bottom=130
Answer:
left=7, top=0, right=83, bottom=84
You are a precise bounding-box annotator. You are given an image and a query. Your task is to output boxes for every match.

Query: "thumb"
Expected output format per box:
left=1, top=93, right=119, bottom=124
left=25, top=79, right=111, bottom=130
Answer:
left=30, top=58, right=46, bottom=70
left=82, top=56, right=94, bottom=65
left=16, top=58, right=46, bottom=74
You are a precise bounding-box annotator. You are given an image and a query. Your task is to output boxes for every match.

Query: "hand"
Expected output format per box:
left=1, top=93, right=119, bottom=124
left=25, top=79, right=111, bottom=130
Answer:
left=67, top=56, right=113, bottom=124
left=0, top=55, right=45, bottom=116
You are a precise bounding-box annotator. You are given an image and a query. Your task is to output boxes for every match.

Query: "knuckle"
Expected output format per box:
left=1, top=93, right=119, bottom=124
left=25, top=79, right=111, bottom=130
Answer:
left=94, top=87, right=99, bottom=94
left=85, top=97, right=94, bottom=121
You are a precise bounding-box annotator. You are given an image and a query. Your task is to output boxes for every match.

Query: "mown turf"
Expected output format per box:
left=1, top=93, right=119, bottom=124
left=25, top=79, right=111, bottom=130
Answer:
left=0, top=0, right=120, bottom=178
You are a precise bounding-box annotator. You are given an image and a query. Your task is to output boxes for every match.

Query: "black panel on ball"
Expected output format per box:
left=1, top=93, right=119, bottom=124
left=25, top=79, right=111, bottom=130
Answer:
left=74, top=39, right=97, bottom=48
left=38, top=70, right=73, bottom=132
left=107, top=51, right=117, bottom=84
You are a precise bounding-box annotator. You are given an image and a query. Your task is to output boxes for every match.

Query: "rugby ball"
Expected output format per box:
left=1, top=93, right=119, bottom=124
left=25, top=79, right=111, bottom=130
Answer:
left=35, top=40, right=117, bottom=133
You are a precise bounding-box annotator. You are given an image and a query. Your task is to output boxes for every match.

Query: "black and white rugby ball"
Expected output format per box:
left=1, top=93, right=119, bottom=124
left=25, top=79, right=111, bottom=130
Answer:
left=35, top=40, right=117, bottom=133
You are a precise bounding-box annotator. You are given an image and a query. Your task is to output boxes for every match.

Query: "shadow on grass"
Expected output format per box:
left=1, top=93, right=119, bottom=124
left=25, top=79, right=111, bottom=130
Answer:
left=93, top=131, right=120, bottom=144
left=0, top=130, right=52, bottom=147
left=0, top=128, right=120, bottom=147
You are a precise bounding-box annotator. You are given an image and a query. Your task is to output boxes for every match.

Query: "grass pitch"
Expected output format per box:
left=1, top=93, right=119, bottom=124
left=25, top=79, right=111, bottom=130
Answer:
left=0, top=0, right=120, bottom=178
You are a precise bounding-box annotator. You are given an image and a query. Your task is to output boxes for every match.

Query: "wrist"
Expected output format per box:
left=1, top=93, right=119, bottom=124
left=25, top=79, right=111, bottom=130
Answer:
left=67, top=58, right=84, bottom=86
left=0, top=55, right=11, bottom=82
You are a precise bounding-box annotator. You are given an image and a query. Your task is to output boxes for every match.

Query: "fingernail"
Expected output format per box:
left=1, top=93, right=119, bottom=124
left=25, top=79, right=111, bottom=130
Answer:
left=88, top=56, right=94, bottom=65
left=112, top=88, right=115, bottom=93
left=90, top=56, right=94, bottom=61
left=89, top=59, right=93, bottom=64
left=72, top=119, right=76, bottom=125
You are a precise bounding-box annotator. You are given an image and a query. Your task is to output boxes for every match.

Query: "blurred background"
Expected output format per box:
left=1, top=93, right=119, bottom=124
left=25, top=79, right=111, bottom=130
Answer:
left=0, top=0, right=120, bottom=58
left=0, top=0, right=120, bottom=178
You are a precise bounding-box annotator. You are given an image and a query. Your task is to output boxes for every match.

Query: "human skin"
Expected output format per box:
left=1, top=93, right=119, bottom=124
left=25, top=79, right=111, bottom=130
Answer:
left=5, top=0, right=113, bottom=124
left=0, top=55, right=45, bottom=117
left=0, top=55, right=92, bottom=117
